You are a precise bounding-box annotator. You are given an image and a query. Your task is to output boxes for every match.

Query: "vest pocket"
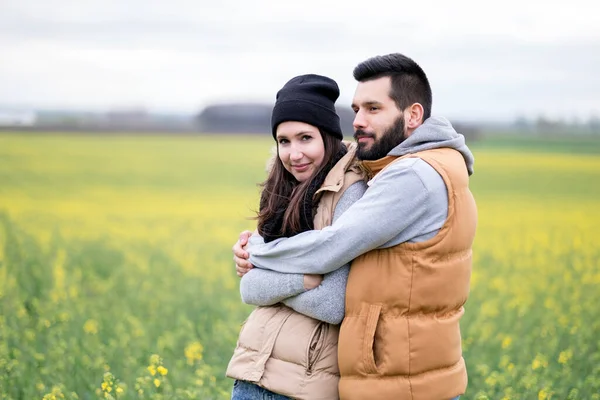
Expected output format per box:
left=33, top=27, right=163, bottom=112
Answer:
left=363, top=304, right=382, bottom=375
left=307, top=322, right=325, bottom=374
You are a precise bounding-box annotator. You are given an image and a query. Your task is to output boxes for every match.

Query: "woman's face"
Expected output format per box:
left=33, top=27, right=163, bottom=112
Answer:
left=276, top=121, right=325, bottom=182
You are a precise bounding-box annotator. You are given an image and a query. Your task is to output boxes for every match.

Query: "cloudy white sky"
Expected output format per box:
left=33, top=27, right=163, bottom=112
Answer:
left=1, top=0, right=599, bottom=121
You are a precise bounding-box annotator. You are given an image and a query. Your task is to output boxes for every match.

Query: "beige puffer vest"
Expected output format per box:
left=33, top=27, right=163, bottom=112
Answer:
left=226, top=142, right=365, bottom=400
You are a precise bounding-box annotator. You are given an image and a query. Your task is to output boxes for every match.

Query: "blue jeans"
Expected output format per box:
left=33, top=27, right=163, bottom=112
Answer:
left=231, top=380, right=460, bottom=400
left=231, top=380, right=292, bottom=400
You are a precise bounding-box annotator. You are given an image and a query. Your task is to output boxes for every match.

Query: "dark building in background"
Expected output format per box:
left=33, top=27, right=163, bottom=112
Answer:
left=196, top=103, right=357, bottom=136
left=197, top=103, right=272, bottom=134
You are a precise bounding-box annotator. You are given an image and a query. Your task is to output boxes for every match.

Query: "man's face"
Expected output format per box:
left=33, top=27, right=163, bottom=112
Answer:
left=351, top=76, right=406, bottom=161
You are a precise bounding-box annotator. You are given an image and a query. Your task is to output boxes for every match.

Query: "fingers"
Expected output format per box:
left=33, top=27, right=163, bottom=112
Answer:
left=236, top=265, right=250, bottom=277
left=234, top=252, right=253, bottom=277
left=234, top=255, right=253, bottom=269
left=232, top=241, right=249, bottom=260
left=235, top=262, right=253, bottom=277
left=233, top=230, right=254, bottom=277
left=238, top=230, right=253, bottom=246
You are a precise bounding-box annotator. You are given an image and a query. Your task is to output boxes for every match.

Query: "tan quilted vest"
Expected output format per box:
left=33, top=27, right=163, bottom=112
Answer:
left=227, top=142, right=365, bottom=400
left=337, top=148, right=477, bottom=400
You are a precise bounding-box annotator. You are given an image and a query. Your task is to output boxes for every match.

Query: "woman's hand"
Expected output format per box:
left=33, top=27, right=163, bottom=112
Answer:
left=303, top=274, right=324, bottom=290
left=233, top=230, right=254, bottom=277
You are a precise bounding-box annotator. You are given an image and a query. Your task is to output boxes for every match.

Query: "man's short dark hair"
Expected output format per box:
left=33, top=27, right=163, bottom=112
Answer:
left=353, top=53, right=432, bottom=121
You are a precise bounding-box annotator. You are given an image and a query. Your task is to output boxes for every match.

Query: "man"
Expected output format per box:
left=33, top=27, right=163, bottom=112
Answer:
left=234, top=53, right=477, bottom=400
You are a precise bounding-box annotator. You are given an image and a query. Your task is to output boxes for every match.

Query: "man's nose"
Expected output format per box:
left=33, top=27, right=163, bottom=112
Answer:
left=353, top=110, right=367, bottom=131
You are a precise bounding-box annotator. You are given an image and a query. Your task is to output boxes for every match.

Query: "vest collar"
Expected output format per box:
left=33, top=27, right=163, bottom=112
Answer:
left=360, top=155, right=398, bottom=179
left=315, top=141, right=359, bottom=195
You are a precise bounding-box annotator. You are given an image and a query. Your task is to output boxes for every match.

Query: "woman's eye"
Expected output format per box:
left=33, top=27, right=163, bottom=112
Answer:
left=301, top=135, right=312, bottom=141
left=278, top=139, right=289, bottom=144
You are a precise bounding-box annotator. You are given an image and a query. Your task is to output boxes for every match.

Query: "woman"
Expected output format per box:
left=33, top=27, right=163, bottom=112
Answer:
left=226, top=74, right=367, bottom=400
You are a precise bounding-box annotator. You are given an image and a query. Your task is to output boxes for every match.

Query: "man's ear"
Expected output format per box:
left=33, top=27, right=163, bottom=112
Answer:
left=404, top=103, right=424, bottom=130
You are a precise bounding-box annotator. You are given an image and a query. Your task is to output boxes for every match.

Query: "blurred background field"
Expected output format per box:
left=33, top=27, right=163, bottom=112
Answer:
left=0, top=131, right=599, bottom=399
left=2, top=1, right=600, bottom=398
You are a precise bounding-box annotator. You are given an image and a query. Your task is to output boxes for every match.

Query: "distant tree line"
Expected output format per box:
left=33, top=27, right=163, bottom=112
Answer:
left=0, top=103, right=482, bottom=141
left=513, top=115, right=600, bottom=134
left=196, top=103, right=480, bottom=141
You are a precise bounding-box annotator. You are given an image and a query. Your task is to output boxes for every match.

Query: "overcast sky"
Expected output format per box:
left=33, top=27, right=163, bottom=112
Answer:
left=1, top=0, right=599, bottom=121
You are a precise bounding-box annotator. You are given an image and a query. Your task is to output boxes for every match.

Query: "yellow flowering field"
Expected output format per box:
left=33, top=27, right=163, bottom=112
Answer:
left=0, top=133, right=599, bottom=399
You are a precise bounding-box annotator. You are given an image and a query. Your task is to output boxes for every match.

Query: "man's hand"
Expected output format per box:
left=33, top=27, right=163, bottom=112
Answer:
left=303, top=274, right=324, bottom=290
left=233, top=230, right=254, bottom=277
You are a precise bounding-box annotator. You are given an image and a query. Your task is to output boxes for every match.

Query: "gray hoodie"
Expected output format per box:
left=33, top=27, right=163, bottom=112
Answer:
left=239, top=180, right=366, bottom=324
left=242, top=117, right=474, bottom=321
left=389, top=116, right=474, bottom=175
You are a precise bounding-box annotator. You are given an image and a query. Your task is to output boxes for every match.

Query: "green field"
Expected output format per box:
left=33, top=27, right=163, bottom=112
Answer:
left=0, top=133, right=599, bottom=399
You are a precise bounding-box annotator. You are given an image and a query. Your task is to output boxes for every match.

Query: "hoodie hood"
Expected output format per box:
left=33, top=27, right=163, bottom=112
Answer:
left=387, top=116, right=475, bottom=175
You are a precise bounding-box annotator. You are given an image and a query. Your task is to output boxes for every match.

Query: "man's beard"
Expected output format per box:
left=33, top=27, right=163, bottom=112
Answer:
left=354, top=115, right=406, bottom=161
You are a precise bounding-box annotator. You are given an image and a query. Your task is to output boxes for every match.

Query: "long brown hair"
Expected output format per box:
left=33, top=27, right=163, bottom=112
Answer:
left=257, top=130, right=345, bottom=237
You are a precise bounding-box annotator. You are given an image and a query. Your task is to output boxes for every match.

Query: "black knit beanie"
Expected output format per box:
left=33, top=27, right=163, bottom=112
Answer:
left=271, top=74, right=343, bottom=139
